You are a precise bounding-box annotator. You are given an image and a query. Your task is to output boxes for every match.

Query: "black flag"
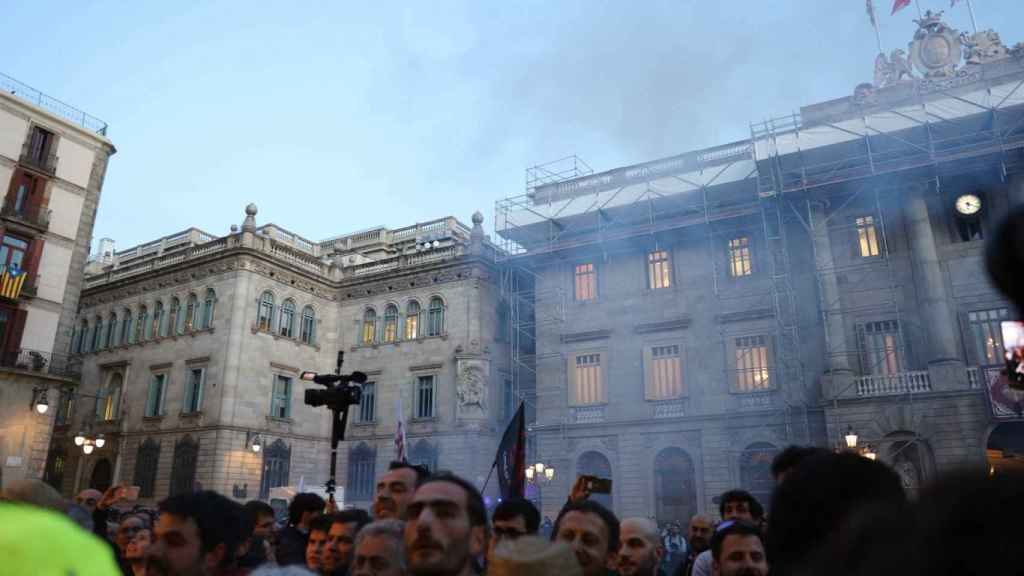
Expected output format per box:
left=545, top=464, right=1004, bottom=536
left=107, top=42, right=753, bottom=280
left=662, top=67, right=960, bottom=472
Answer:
left=495, top=402, right=526, bottom=500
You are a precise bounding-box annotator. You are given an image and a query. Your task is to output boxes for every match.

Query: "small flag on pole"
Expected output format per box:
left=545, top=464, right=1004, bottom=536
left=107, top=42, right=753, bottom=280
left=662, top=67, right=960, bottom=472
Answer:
left=891, top=0, right=911, bottom=14
left=495, top=402, right=526, bottom=500
left=394, top=394, right=407, bottom=462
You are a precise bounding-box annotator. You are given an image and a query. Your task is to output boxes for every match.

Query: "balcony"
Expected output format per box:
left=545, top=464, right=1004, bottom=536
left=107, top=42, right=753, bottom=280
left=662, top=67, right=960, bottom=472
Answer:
left=0, top=349, right=82, bottom=380
left=19, top=141, right=58, bottom=175
left=651, top=398, right=688, bottom=418
left=570, top=404, right=606, bottom=424
left=855, top=371, right=931, bottom=397
left=1, top=201, right=51, bottom=231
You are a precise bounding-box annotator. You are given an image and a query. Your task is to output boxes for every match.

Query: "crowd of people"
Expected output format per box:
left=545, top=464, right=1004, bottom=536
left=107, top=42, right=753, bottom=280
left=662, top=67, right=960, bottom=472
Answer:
left=2, top=446, right=1022, bottom=576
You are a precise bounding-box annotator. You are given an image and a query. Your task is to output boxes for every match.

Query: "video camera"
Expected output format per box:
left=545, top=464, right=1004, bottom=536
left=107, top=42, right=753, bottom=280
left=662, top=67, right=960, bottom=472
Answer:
left=301, top=352, right=368, bottom=410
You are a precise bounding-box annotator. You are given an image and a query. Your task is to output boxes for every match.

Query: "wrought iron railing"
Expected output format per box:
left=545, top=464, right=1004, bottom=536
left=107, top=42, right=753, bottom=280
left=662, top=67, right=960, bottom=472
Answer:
left=0, top=349, right=81, bottom=379
left=19, top=140, right=58, bottom=174
left=1, top=72, right=109, bottom=135
left=1, top=201, right=51, bottom=229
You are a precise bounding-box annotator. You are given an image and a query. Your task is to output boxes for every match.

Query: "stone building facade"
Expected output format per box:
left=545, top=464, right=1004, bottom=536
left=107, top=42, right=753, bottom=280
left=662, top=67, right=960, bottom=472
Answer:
left=497, top=18, right=1024, bottom=523
left=53, top=207, right=508, bottom=507
left=0, top=73, right=115, bottom=490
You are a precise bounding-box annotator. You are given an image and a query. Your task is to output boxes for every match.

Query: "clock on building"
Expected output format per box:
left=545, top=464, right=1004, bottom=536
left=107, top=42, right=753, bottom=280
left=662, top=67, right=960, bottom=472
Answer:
left=955, top=193, right=982, bottom=216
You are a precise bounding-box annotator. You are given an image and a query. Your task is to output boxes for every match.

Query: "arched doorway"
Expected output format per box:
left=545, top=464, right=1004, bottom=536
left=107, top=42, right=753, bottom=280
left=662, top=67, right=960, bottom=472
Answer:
left=739, top=443, right=778, bottom=511
left=987, top=422, right=1024, bottom=476
left=260, top=439, right=291, bottom=500
left=576, top=451, right=613, bottom=509
left=89, top=458, right=113, bottom=492
left=654, top=447, right=697, bottom=526
left=884, top=431, right=933, bottom=500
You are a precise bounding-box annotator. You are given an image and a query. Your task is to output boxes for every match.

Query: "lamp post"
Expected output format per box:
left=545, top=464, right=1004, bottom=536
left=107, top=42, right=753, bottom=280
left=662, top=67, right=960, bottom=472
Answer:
left=844, top=426, right=859, bottom=450
left=525, top=462, right=555, bottom=512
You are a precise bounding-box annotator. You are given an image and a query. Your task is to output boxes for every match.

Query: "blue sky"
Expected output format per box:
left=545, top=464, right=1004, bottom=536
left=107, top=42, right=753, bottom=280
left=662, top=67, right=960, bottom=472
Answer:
left=3, top=1, right=1023, bottom=250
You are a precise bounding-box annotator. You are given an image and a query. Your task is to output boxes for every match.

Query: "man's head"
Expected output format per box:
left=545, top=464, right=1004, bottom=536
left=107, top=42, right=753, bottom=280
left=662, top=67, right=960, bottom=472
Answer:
left=404, top=472, right=487, bottom=576
left=687, top=515, right=713, bottom=554
left=76, top=489, right=103, bottom=513
left=243, top=500, right=276, bottom=539
left=488, top=498, right=540, bottom=560
left=718, top=490, right=763, bottom=523
left=116, top=514, right=152, bottom=553
left=306, top=514, right=334, bottom=573
left=289, top=493, right=326, bottom=529
left=711, top=521, right=768, bottom=576
left=324, top=509, right=372, bottom=574
left=146, top=490, right=243, bottom=576
left=616, top=517, right=663, bottom=576
left=770, top=446, right=829, bottom=485
left=552, top=499, right=620, bottom=576
left=374, top=462, right=428, bottom=520
left=352, top=519, right=407, bottom=576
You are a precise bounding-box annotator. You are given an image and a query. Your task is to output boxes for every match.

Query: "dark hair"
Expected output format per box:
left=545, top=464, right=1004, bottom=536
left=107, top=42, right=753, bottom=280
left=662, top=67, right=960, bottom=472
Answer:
left=332, top=508, right=371, bottom=532
left=718, top=490, right=764, bottom=521
left=771, top=446, right=829, bottom=481
left=309, top=513, right=335, bottom=535
left=159, top=490, right=243, bottom=566
left=711, top=521, right=764, bottom=563
left=241, top=500, right=275, bottom=539
left=768, top=451, right=904, bottom=574
left=492, top=498, right=541, bottom=533
left=418, top=472, right=487, bottom=527
left=389, top=461, right=430, bottom=486
left=551, top=499, right=621, bottom=554
left=288, top=493, right=326, bottom=526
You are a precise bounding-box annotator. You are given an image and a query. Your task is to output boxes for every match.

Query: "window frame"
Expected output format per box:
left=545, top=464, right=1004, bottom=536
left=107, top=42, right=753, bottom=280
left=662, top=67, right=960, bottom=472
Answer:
left=201, top=289, right=216, bottom=330
left=855, top=215, right=881, bottom=258
left=270, top=374, right=293, bottom=419
left=731, top=335, right=773, bottom=393
left=426, top=297, right=445, bottom=337
left=145, top=372, right=169, bottom=417
left=574, top=262, right=598, bottom=302
left=362, top=308, right=377, bottom=345
left=0, top=234, right=29, bottom=270
left=383, top=304, right=399, bottom=343
left=120, top=309, right=133, bottom=345
left=967, top=307, right=1010, bottom=366
left=568, top=350, right=607, bottom=406
left=405, top=300, right=421, bottom=340
left=258, top=291, right=275, bottom=332
left=300, top=306, right=316, bottom=345
left=357, top=381, right=376, bottom=423
left=647, top=250, right=673, bottom=290
left=184, top=294, right=199, bottom=332
left=414, top=374, right=437, bottom=420
left=728, top=236, right=754, bottom=278
left=183, top=367, right=205, bottom=414
left=644, top=342, right=685, bottom=400
left=279, top=299, right=296, bottom=338
left=857, top=320, right=904, bottom=376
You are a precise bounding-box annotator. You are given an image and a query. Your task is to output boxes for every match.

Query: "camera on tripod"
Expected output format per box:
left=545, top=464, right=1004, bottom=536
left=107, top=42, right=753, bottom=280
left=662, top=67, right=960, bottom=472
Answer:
left=301, top=352, right=368, bottom=411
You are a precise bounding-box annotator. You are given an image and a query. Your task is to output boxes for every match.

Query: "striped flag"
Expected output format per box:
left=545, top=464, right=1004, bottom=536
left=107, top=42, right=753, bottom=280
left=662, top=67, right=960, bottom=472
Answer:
left=394, top=394, right=407, bottom=462
left=891, top=0, right=911, bottom=14
left=0, top=265, right=27, bottom=300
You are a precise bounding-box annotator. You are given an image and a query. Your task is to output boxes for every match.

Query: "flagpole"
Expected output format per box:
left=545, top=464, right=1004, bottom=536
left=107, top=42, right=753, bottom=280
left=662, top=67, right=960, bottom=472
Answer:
left=914, top=0, right=923, bottom=18
left=965, top=0, right=979, bottom=34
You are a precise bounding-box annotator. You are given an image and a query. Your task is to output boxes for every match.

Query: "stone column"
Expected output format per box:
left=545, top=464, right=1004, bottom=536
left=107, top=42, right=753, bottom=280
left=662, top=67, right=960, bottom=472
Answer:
left=809, top=200, right=855, bottom=399
left=905, top=187, right=965, bottom=390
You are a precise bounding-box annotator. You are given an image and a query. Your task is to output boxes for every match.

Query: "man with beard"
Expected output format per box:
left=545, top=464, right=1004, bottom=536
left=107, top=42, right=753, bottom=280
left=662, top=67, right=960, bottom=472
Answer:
left=146, top=490, right=244, bottom=576
left=374, top=462, right=428, bottom=520
left=486, top=498, right=540, bottom=563
left=323, top=509, right=372, bottom=575
left=691, top=491, right=762, bottom=576
left=552, top=499, right=620, bottom=576
left=616, top=518, right=663, bottom=576
left=709, top=522, right=767, bottom=576
left=238, top=500, right=277, bottom=569
left=675, top=515, right=712, bottom=576
left=404, top=472, right=487, bottom=576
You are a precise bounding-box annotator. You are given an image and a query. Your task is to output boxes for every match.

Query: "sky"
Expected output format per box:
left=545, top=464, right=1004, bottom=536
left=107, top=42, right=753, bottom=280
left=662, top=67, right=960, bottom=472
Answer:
left=3, top=1, right=1024, bottom=251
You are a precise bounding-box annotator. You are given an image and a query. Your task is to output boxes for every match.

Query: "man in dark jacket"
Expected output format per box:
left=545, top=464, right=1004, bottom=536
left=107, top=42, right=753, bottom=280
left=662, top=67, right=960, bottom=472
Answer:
left=276, top=492, right=326, bottom=566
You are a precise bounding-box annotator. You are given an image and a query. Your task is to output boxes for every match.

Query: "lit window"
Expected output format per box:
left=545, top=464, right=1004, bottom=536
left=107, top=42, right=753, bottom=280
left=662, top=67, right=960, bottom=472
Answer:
left=734, top=336, right=771, bottom=391
left=648, top=251, right=672, bottom=289
left=300, top=306, right=316, bottom=344
left=405, top=301, right=420, bottom=340
left=258, top=292, right=275, bottom=332
left=572, top=353, right=605, bottom=405
left=427, top=297, right=444, bottom=337
left=968, top=308, right=1010, bottom=365
left=280, top=299, right=296, bottom=338
left=647, top=344, right=683, bottom=400
left=358, top=382, right=376, bottom=422
left=383, top=305, right=399, bottom=343
left=856, top=216, right=880, bottom=257
left=729, top=237, right=752, bottom=277
left=416, top=375, right=436, bottom=419
left=183, top=368, right=204, bottom=413
left=145, top=373, right=167, bottom=417
left=96, top=373, right=122, bottom=421
left=859, top=321, right=902, bottom=376
left=362, top=308, right=377, bottom=344
left=270, top=375, right=292, bottom=419
left=575, top=263, right=597, bottom=301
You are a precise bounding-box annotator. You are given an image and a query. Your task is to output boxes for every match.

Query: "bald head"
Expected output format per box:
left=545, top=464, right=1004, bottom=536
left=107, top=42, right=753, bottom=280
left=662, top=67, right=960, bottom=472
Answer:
left=617, top=518, right=663, bottom=576
left=688, top=515, right=713, bottom=553
left=620, top=518, right=660, bottom=545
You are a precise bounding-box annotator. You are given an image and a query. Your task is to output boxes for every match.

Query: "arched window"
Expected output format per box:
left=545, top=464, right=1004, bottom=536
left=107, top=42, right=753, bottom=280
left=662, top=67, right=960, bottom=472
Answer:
left=185, top=293, right=198, bottom=332
left=258, top=292, right=275, bottom=332
left=152, top=301, right=164, bottom=338
left=362, top=308, right=377, bottom=345
left=169, top=297, right=181, bottom=336
left=92, top=316, right=104, bottom=350
left=654, top=447, right=697, bottom=527
left=133, top=438, right=160, bottom=498
left=106, top=313, right=118, bottom=348
left=201, top=289, right=216, bottom=330
left=75, top=319, right=88, bottom=354
left=405, top=300, right=421, bottom=340
left=96, top=372, right=123, bottom=422
left=170, top=435, right=199, bottom=496
left=577, top=451, right=613, bottom=509
left=121, top=309, right=133, bottom=345
left=383, top=304, right=399, bottom=343
left=409, top=439, right=438, bottom=474
left=427, top=297, right=445, bottom=337
left=347, top=443, right=376, bottom=500
left=89, top=458, right=113, bottom=492
left=300, top=306, right=316, bottom=345
left=138, top=306, right=149, bottom=341
left=739, top=442, right=778, bottom=511
left=260, top=439, right=292, bottom=499
left=280, top=300, right=296, bottom=338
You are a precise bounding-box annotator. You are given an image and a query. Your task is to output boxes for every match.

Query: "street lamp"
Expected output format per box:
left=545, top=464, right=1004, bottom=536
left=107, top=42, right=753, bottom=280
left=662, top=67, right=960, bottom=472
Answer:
left=247, top=432, right=262, bottom=453
left=526, top=462, right=555, bottom=511
left=82, top=440, right=95, bottom=455
left=844, top=426, right=859, bottom=449
left=94, top=434, right=106, bottom=449
left=74, top=432, right=86, bottom=446
left=34, top=389, right=49, bottom=414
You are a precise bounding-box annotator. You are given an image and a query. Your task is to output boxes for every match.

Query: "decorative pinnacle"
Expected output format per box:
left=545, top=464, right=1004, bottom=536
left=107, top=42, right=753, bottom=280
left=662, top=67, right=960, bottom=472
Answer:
left=472, top=211, right=484, bottom=226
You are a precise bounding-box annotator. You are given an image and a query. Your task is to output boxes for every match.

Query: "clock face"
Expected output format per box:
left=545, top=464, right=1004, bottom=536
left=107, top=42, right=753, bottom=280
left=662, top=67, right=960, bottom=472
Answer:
left=956, top=194, right=982, bottom=215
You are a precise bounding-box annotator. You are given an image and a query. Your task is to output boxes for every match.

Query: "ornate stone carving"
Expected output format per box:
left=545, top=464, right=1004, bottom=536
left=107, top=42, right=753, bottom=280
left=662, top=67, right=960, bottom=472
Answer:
left=909, top=11, right=962, bottom=78
left=455, top=358, right=488, bottom=419
left=873, top=49, right=915, bottom=88
left=963, top=29, right=1010, bottom=65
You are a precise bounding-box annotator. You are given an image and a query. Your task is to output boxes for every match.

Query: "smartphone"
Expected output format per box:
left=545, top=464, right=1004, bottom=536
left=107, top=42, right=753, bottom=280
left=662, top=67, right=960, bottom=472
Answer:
left=583, top=475, right=613, bottom=495
left=1001, top=321, right=1024, bottom=390
left=124, top=485, right=140, bottom=501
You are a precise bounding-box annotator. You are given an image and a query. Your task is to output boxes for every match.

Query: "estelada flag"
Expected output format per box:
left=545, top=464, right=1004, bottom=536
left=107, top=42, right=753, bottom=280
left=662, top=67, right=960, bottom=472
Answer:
left=892, top=0, right=911, bottom=14
left=495, top=402, right=526, bottom=500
